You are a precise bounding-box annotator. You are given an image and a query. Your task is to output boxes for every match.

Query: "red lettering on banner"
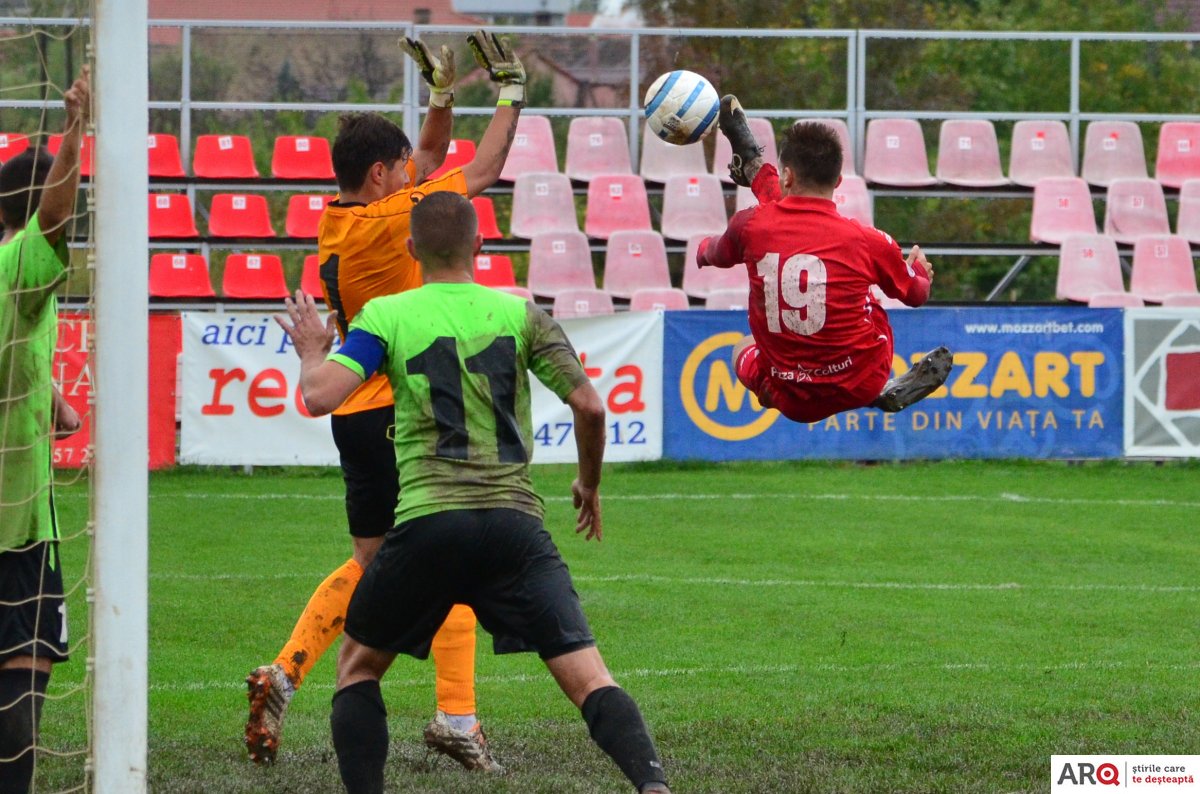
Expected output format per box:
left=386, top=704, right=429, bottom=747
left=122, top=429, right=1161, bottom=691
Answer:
left=608, top=365, right=645, bottom=413
left=203, top=368, right=247, bottom=415
left=294, top=386, right=314, bottom=418
left=248, top=369, right=288, bottom=417
left=578, top=352, right=603, bottom=379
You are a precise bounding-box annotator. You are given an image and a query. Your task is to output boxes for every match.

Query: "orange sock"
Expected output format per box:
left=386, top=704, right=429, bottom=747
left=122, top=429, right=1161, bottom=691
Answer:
left=273, top=558, right=363, bottom=688
left=432, top=604, right=477, bottom=717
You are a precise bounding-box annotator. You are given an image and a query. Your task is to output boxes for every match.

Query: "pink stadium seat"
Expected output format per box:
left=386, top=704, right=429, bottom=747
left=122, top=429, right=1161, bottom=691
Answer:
left=639, top=122, right=708, bottom=183
left=285, top=194, right=332, bottom=238
left=565, top=117, right=631, bottom=182
left=1175, top=179, right=1200, bottom=244
left=735, top=186, right=758, bottom=212
left=602, top=229, right=671, bottom=298
left=147, top=133, right=185, bottom=178
left=936, top=119, right=1008, bottom=187
left=271, top=135, right=334, bottom=180
left=301, top=254, right=325, bottom=300
left=832, top=175, right=873, bottom=225
left=862, top=119, right=937, bottom=187
left=869, top=284, right=909, bottom=310
left=712, top=117, right=777, bottom=184
left=807, top=118, right=855, bottom=175
left=1088, top=292, right=1144, bottom=308
left=0, top=132, right=30, bottom=163
left=682, top=234, right=749, bottom=298
left=429, top=138, right=476, bottom=180
left=1130, top=235, right=1199, bottom=303
left=1103, top=178, right=1169, bottom=244
left=193, top=134, right=259, bottom=179
left=221, top=253, right=288, bottom=299
left=1155, top=122, right=1200, bottom=189
left=1029, top=177, right=1097, bottom=244
left=495, top=285, right=534, bottom=301
left=1008, top=120, right=1074, bottom=187
left=511, top=172, right=578, bottom=238
left=473, top=254, right=516, bottom=288
left=471, top=196, right=503, bottom=240
left=149, top=253, right=214, bottom=298
left=1081, top=121, right=1147, bottom=187
left=585, top=174, right=652, bottom=239
left=208, top=193, right=276, bottom=237
left=1055, top=234, right=1127, bottom=303
left=46, top=133, right=93, bottom=177
left=148, top=193, right=199, bottom=238
left=705, top=286, right=751, bottom=310
left=660, top=174, right=727, bottom=241
left=526, top=231, right=595, bottom=297
left=500, top=114, right=558, bottom=182
left=630, top=287, right=690, bottom=311
left=1162, top=292, right=1200, bottom=307
left=553, top=288, right=615, bottom=319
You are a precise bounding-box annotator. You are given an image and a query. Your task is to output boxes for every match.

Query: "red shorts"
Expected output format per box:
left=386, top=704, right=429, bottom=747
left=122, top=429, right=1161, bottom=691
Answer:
left=735, top=344, right=891, bottom=423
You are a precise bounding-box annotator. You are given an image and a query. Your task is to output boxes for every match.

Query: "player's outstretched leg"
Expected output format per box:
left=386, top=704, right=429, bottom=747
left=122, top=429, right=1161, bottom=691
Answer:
left=718, top=94, right=764, bottom=187
left=244, top=662, right=295, bottom=765
left=872, top=346, right=954, bottom=413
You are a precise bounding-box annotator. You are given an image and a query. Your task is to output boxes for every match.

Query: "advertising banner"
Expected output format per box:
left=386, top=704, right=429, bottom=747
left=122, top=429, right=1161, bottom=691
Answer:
left=1124, top=308, right=1200, bottom=458
left=664, top=306, right=1124, bottom=460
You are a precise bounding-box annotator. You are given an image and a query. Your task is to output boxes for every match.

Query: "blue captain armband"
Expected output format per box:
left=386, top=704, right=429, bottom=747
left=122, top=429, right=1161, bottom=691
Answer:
left=329, top=329, right=386, bottom=380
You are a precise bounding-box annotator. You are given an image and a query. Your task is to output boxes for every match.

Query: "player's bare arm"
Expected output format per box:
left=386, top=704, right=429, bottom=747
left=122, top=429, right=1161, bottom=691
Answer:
left=461, top=29, right=525, bottom=198
left=52, top=386, right=81, bottom=440
left=40, top=67, right=90, bottom=245
left=566, top=381, right=605, bottom=541
left=400, top=37, right=456, bottom=183
left=274, top=291, right=362, bottom=416
left=907, top=244, right=934, bottom=282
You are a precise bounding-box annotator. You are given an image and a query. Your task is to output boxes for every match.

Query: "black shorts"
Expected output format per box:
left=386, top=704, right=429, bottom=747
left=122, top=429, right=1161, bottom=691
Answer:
left=0, top=541, right=69, bottom=666
left=345, top=508, right=595, bottom=661
left=330, top=406, right=399, bottom=538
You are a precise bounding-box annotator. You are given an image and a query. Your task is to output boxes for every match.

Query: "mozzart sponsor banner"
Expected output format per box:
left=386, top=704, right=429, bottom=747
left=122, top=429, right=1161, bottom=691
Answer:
left=663, top=306, right=1124, bottom=460
left=1052, top=756, right=1200, bottom=792
left=1124, top=308, right=1200, bottom=458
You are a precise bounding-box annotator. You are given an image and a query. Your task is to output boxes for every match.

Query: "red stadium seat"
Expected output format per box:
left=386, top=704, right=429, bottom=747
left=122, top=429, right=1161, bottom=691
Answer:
left=1174, top=179, right=1200, bottom=243
left=682, top=234, right=749, bottom=298
left=0, top=132, right=30, bottom=164
left=429, top=138, right=476, bottom=180
left=147, top=133, right=185, bottom=178
left=1130, top=235, right=1199, bottom=303
left=193, top=134, right=259, bottom=179
left=494, top=285, right=534, bottom=300
left=704, top=286, right=751, bottom=310
left=936, top=119, right=1008, bottom=187
left=602, top=229, right=671, bottom=298
left=1154, top=122, right=1200, bottom=189
left=1081, top=121, right=1147, bottom=187
left=629, top=287, right=690, bottom=311
left=565, top=117, right=631, bottom=182
left=148, top=193, right=199, bottom=238
left=285, top=194, right=331, bottom=238
left=301, top=254, right=324, bottom=300
left=832, top=175, right=873, bottom=226
left=500, top=114, right=558, bottom=182
left=208, top=193, right=276, bottom=237
left=1029, top=177, right=1097, bottom=244
left=713, top=117, right=778, bottom=183
left=1088, top=292, right=1145, bottom=308
left=639, top=122, right=708, bottom=183
left=271, top=135, right=334, bottom=180
left=46, top=133, right=94, bottom=176
left=584, top=174, right=652, bottom=239
left=552, top=288, right=614, bottom=319
left=471, top=196, right=503, bottom=239
left=511, top=172, right=578, bottom=238
left=149, top=253, right=214, bottom=298
left=660, top=174, right=727, bottom=241
left=526, top=231, right=595, bottom=297
left=473, top=254, right=516, bottom=288
left=1055, top=234, right=1127, bottom=303
left=1009, top=120, right=1074, bottom=187
left=862, top=119, right=937, bottom=187
left=1103, top=178, right=1169, bottom=244
left=221, top=253, right=288, bottom=299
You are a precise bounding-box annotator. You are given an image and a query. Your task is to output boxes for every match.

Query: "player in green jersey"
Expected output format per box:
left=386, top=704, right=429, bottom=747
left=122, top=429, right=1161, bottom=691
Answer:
left=275, top=191, right=670, bottom=794
left=0, top=68, right=89, bottom=794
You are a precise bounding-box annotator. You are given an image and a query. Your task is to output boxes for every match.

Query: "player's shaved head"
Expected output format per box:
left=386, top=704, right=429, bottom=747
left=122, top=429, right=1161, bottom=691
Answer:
left=410, top=191, right=478, bottom=272
left=779, top=122, right=843, bottom=191
left=0, top=147, right=53, bottom=229
left=332, top=112, right=413, bottom=192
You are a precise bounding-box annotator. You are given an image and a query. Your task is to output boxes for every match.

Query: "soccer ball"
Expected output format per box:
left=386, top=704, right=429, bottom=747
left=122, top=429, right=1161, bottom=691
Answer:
left=643, top=70, right=720, bottom=146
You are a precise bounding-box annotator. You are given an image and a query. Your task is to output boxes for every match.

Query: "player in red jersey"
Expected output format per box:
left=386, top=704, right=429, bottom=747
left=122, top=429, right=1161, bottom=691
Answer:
left=695, top=96, right=952, bottom=423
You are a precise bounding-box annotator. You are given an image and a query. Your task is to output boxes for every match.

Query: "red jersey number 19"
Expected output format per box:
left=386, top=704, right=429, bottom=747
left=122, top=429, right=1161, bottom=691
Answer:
left=756, top=252, right=827, bottom=336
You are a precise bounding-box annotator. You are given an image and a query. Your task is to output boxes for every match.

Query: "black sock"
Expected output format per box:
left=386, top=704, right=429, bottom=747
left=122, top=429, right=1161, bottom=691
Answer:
left=330, top=679, right=387, bottom=794
left=0, top=668, right=50, bottom=794
left=580, top=685, right=667, bottom=791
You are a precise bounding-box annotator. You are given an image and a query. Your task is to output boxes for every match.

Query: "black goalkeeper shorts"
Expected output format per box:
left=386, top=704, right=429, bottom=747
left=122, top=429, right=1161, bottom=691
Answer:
left=330, top=406, right=399, bottom=539
left=0, top=541, right=69, bottom=666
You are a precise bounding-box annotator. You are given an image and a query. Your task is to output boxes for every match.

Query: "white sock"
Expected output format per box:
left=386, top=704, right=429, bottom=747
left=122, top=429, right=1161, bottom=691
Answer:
left=445, top=713, right=477, bottom=732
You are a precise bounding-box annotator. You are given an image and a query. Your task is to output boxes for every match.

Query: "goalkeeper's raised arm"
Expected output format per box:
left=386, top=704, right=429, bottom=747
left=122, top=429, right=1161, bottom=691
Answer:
left=39, top=67, right=90, bottom=244
left=401, top=37, right=456, bottom=184
left=460, top=29, right=525, bottom=198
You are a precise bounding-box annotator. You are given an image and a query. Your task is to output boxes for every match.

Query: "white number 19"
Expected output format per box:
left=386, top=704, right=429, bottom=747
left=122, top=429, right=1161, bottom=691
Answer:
left=755, top=252, right=827, bottom=336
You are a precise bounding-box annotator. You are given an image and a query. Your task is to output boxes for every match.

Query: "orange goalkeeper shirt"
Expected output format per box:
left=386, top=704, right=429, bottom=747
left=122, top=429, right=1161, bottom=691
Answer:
left=317, top=163, right=469, bottom=415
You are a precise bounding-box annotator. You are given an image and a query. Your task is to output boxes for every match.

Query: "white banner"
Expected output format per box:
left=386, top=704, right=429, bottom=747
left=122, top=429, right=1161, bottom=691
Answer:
left=180, top=312, right=339, bottom=465
left=1052, top=756, right=1200, bottom=791
left=531, top=311, right=664, bottom=463
left=1124, top=308, right=1200, bottom=458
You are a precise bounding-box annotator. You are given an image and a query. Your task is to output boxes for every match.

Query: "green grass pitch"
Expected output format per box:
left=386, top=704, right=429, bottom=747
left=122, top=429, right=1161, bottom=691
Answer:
left=37, top=459, right=1200, bottom=793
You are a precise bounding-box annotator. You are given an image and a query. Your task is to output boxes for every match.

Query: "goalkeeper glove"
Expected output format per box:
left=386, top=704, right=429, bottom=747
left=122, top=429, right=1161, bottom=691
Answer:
left=400, top=37, right=456, bottom=109
left=467, top=29, right=526, bottom=107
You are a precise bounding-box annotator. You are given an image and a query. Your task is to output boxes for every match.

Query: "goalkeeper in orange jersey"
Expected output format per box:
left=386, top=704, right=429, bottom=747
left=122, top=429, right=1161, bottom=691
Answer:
left=243, top=30, right=525, bottom=771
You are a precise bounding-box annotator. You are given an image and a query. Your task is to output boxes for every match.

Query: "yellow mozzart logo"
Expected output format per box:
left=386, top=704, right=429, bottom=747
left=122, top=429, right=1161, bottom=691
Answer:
left=680, top=332, right=781, bottom=441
